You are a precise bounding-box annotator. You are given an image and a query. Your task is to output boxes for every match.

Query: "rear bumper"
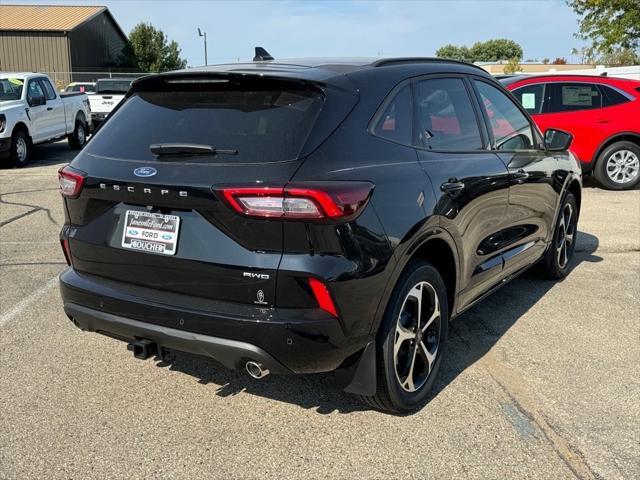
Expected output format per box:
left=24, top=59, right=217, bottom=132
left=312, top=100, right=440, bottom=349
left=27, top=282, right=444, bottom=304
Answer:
left=59, top=268, right=371, bottom=374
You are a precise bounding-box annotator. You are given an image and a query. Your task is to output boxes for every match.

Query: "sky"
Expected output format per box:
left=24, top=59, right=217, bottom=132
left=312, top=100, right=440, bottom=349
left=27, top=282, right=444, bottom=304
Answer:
left=16, top=0, right=589, bottom=66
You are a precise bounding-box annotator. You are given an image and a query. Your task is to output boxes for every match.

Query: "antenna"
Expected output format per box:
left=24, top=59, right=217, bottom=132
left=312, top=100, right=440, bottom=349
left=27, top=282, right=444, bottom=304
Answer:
left=253, top=47, right=274, bottom=62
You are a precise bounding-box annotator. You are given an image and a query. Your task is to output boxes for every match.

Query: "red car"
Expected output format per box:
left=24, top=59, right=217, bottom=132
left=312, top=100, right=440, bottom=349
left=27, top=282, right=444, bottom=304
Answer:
left=503, top=74, right=640, bottom=190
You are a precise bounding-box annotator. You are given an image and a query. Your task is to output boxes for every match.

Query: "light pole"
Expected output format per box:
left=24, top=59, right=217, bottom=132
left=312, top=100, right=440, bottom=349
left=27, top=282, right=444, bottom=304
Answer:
left=198, top=27, right=207, bottom=66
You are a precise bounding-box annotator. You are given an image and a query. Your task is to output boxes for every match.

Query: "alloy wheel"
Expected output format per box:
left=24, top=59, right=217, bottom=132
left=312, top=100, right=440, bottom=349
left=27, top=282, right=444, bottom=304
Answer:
left=556, top=202, right=575, bottom=269
left=606, top=150, right=639, bottom=184
left=393, top=281, right=441, bottom=392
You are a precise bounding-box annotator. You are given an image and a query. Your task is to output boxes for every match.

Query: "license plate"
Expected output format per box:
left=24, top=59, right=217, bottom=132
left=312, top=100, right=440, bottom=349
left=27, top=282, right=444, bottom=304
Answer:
left=121, top=210, right=180, bottom=256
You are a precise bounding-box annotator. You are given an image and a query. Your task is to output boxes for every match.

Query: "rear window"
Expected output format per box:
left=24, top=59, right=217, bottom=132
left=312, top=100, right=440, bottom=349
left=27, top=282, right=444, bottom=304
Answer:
left=96, top=80, right=133, bottom=94
left=601, top=85, right=631, bottom=107
left=86, top=85, right=325, bottom=164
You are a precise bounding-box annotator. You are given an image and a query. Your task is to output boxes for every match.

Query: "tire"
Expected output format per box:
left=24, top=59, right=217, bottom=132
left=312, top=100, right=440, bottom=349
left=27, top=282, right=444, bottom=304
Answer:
left=360, top=261, right=449, bottom=414
left=10, top=129, right=31, bottom=168
left=593, top=141, right=640, bottom=190
left=541, top=193, right=578, bottom=280
left=68, top=119, right=87, bottom=150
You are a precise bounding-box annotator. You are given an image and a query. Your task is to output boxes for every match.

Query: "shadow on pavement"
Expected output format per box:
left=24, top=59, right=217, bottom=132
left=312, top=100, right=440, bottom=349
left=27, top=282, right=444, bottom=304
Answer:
left=154, top=231, right=601, bottom=415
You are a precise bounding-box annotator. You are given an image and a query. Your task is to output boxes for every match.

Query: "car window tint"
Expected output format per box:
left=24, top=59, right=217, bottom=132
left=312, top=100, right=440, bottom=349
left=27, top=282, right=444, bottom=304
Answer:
left=40, top=79, right=56, bottom=100
left=414, top=78, right=482, bottom=150
left=549, top=83, right=602, bottom=112
left=600, top=85, right=630, bottom=107
left=512, top=84, right=545, bottom=114
left=475, top=81, right=535, bottom=151
left=373, top=84, right=412, bottom=145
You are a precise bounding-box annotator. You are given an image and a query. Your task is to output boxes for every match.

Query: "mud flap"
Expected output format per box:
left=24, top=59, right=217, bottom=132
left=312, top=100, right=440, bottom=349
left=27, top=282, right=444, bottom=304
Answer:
left=334, top=341, right=376, bottom=396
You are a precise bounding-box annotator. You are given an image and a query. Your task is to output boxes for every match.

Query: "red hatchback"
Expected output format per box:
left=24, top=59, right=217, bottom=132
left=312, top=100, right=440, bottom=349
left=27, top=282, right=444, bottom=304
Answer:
left=503, top=75, right=640, bottom=190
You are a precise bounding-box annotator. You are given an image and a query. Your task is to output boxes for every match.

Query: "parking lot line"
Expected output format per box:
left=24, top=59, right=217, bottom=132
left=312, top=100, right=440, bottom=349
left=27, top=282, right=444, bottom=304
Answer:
left=0, top=275, right=58, bottom=328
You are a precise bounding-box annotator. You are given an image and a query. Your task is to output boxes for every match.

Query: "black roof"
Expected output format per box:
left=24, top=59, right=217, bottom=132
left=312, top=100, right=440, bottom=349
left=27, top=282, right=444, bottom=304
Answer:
left=168, top=57, right=491, bottom=82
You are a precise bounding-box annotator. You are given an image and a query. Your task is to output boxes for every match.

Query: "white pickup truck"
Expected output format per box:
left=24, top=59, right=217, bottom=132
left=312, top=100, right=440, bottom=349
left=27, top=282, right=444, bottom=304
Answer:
left=0, top=72, right=92, bottom=167
left=88, top=78, right=134, bottom=127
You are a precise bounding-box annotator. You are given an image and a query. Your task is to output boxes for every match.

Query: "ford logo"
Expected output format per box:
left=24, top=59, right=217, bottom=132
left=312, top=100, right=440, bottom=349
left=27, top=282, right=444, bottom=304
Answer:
left=133, top=167, right=157, bottom=178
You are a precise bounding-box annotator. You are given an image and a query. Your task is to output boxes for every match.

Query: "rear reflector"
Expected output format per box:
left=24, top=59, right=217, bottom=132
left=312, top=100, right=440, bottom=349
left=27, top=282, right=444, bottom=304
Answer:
left=60, top=238, right=72, bottom=266
left=218, top=182, right=373, bottom=220
left=58, top=165, right=86, bottom=198
left=308, top=278, right=338, bottom=317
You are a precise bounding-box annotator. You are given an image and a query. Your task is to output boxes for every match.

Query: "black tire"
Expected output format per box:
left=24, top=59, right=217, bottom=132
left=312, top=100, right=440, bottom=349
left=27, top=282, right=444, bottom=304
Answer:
left=593, top=141, right=640, bottom=190
left=68, top=119, right=87, bottom=150
left=542, top=193, right=578, bottom=280
left=10, top=129, right=31, bottom=168
left=360, top=261, right=449, bottom=414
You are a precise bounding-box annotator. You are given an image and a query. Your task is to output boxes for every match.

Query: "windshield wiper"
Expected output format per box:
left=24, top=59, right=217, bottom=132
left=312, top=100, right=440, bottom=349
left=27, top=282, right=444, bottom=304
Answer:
left=149, top=143, right=238, bottom=157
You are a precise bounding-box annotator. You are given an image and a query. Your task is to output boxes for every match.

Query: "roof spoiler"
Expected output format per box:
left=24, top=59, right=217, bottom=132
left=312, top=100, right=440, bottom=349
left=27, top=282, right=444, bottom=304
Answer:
left=253, top=47, right=274, bottom=62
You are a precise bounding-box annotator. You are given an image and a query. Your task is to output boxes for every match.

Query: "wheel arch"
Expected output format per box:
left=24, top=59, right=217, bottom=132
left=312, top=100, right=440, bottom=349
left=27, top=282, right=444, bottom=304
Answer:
left=592, top=132, right=640, bottom=168
left=12, top=121, right=30, bottom=140
left=567, top=179, right=581, bottom=216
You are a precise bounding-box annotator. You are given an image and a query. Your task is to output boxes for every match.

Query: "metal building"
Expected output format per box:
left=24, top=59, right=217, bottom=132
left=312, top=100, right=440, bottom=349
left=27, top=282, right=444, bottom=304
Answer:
left=0, top=4, right=128, bottom=87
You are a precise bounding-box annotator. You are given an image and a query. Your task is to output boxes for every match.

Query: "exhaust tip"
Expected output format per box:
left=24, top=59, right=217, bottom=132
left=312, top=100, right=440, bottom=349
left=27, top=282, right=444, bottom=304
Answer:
left=245, top=361, right=270, bottom=379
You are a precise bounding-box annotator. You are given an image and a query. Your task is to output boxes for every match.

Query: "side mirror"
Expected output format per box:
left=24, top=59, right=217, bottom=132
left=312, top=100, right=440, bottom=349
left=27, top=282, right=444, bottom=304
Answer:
left=27, top=94, right=46, bottom=107
left=544, top=129, right=572, bottom=151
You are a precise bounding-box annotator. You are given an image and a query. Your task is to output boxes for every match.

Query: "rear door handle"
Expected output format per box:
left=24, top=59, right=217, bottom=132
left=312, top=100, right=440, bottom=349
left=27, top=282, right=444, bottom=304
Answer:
left=511, top=169, right=529, bottom=183
left=46, top=107, right=53, bottom=111
left=440, top=179, right=465, bottom=197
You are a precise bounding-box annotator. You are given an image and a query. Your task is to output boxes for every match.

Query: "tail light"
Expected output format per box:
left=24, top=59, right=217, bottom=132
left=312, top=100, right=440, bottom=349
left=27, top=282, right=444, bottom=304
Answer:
left=58, top=165, right=86, bottom=198
left=308, top=278, right=338, bottom=317
left=60, top=238, right=72, bottom=266
left=218, top=182, right=374, bottom=221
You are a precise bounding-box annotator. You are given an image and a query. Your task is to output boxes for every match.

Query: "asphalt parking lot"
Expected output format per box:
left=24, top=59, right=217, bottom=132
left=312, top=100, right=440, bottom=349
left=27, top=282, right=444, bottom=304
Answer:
left=0, top=141, right=638, bottom=480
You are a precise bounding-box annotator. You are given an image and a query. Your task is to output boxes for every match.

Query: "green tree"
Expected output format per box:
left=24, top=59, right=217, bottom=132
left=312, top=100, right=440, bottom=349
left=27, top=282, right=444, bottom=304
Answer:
left=118, top=22, right=187, bottom=72
left=592, top=48, right=640, bottom=65
left=503, top=58, right=522, bottom=74
left=469, top=39, right=523, bottom=62
left=436, top=39, right=523, bottom=63
left=435, top=44, right=472, bottom=62
left=568, top=0, right=640, bottom=53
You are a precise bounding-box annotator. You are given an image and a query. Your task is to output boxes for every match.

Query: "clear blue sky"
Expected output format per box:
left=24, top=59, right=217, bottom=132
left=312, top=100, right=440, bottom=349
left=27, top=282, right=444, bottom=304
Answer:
left=19, top=0, right=588, bottom=66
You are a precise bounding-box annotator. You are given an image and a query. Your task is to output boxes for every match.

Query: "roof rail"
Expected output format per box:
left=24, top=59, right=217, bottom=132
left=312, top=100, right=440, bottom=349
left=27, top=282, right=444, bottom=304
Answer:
left=372, top=57, right=488, bottom=73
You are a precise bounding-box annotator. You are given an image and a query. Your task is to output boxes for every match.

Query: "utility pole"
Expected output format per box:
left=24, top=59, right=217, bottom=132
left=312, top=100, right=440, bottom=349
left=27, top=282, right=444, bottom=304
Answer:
left=198, top=27, right=208, bottom=66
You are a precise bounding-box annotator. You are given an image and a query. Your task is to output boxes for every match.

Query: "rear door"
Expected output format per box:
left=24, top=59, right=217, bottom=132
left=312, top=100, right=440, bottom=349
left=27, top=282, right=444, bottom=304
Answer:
left=411, top=75, right=511, bottom=309
left=65, top=75, right=354, bottom=308
left=472, top=78, right=557, bottom=277
left=38, top=77, right=66, bottom=138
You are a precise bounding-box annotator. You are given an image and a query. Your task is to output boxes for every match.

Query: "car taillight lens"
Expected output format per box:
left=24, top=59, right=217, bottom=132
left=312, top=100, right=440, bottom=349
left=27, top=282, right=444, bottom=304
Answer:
left=60, top=238, right=72, bottom=266
left=58, top=165, right=86, bottom=198
left=218, top=182, right=374, bottom=220
left=308, top=278, right=338, bottom=317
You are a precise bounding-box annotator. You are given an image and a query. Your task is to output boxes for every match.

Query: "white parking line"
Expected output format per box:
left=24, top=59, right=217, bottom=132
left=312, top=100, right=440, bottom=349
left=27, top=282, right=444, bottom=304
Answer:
left=0, top=275, right=58, bottom=328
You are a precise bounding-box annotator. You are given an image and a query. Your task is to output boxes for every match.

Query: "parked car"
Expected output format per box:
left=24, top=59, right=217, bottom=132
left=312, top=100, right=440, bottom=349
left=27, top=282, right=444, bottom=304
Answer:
left=0, top=73, right=92, bottom=167
left=503, top=74, right=640, bottom=190
left=64, top=82, right=96, bottom=94
left=88, top=78, right=135, bottom=128
left=58, top=56, right=581, bottom=413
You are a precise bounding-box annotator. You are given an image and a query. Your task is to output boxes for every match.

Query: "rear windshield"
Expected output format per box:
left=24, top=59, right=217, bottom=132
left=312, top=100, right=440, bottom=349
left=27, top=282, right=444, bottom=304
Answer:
left=66, top=84, right=95, bottom=93
left=96, top=80, right=132, bottom=94
left=86, top=84, right=325, bottom=164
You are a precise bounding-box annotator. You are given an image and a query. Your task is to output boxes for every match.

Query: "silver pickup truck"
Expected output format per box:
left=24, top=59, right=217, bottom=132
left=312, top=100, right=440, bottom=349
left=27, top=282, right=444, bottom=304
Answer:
left=0, top=72, right=92, bottom=167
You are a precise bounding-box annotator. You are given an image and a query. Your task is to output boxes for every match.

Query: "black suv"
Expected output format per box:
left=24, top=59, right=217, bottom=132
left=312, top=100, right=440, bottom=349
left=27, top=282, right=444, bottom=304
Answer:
left=58, top=56, right=581, bottom=413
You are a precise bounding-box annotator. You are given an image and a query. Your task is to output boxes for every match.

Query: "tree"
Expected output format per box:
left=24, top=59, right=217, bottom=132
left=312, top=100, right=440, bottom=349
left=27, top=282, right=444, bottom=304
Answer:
left=592, top=48, right=640, bottom=66
left=542, top=58, right=550, bottom=64
left=435, top=44, right=472, bottom=62
left=436, top=39, right=523, bottom=63
left=469, top=39, right=523, bottom=62
left=552, top=57, right=568, bottom=64
left=568, top=0, right=640, bottom=54
left=118, top=22, right=187, bottom=72
left=503, top=58, right=522, bottom=74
